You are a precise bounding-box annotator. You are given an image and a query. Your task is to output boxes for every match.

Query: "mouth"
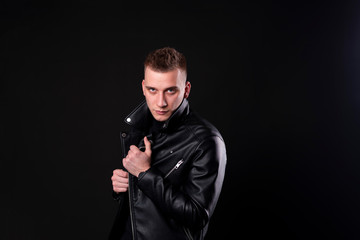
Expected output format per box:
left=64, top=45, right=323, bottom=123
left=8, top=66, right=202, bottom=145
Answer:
left=155, top=110, right=169, bottom=115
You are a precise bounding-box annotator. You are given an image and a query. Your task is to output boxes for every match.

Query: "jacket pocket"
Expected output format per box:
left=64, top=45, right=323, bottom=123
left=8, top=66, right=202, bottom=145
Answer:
left=164, top=159, right=184, bottom=179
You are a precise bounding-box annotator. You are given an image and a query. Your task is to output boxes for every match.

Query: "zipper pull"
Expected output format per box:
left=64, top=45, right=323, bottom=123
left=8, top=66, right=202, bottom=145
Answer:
left=164, top=159, right=184, bottom=179
left=175, top=160, right=184, bottom=169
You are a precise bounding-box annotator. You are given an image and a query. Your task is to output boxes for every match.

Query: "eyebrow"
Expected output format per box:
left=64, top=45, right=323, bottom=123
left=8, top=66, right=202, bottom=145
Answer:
left=145, top=86, right=179, bottom=91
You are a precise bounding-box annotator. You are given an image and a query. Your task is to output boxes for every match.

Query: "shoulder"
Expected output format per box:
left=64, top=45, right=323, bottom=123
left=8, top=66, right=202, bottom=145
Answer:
left=183, top=111, right=227, bottom=168
left=184, top=111, right=224, bottom=144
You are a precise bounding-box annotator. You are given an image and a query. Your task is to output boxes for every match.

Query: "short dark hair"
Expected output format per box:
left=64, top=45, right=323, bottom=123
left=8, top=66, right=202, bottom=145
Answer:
left=144, top=47, right=187, bottom=74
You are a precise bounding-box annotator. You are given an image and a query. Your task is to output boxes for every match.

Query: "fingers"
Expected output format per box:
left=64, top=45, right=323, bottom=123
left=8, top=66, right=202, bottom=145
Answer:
left=112, top=169, right=129, bottom=193
left=144, top=136, right=152, bottom=156
left=113, top=186, right=128, bottom=193
left=129, top=145, right=140, bottom=152
left=113, top=169, right=129, bottom=178
left=113, top=182, right=128, bottom=193
left=122, top=137, right=152, bottom=177
left=127, top=145, right=143, bottom=159
left=111, top=173, right=129, bottom=185
left=128, top=137, right=151, bottom=155
left=122, top=157, right=132, bottom=173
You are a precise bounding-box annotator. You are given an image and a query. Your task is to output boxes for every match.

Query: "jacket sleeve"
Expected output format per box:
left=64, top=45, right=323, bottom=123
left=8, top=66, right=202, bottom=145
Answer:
left=136, top=135, right=227, bottom=230
left=112, top=191, right=126, bottom=202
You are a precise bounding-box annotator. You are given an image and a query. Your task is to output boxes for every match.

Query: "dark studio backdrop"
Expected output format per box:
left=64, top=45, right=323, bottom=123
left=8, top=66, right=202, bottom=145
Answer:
left=1, top=0, right=360, bottom=239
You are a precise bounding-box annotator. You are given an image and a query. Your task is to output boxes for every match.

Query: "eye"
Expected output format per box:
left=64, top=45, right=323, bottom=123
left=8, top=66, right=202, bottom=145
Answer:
left=166, top=88, right=176, bottom=94
left=148, top=88, right=156, bottom=93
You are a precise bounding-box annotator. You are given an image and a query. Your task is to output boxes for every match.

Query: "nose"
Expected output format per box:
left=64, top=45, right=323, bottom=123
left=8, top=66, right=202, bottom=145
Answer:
left=157, top=92, right=167, bottom=108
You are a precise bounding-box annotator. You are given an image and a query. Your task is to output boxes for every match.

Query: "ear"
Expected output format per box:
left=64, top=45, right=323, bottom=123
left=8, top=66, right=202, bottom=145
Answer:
left=142, top=80, right=145, bottom=96
left=184, top=81, right=191, bottom=99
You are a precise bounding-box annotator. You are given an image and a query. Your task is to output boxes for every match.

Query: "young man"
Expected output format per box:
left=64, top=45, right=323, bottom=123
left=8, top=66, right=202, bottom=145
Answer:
left=110, top=47, right=226, bottom=240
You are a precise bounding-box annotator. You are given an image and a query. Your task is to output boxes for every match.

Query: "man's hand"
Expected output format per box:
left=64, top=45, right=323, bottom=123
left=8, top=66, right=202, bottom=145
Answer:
left=111, top=169, right=129, bottom=193
left=123, top=136, right=152, bottom=177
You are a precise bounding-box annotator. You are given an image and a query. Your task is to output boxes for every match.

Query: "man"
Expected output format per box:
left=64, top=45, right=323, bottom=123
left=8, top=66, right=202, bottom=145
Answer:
left=110, top=47, right=226, bottom=240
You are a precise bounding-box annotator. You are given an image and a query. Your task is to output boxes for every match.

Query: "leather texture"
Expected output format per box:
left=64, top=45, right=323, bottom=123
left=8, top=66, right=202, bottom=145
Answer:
left=109, top=99, right=227, bottom=240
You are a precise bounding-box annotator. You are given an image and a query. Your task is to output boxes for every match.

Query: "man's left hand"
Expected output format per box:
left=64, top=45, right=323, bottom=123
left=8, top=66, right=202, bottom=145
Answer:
left=123, top=136, right=152, bottom=177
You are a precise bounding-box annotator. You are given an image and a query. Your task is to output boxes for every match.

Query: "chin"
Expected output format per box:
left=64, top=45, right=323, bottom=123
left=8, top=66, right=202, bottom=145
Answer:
left=153, top=114, right=170, bottom=122
left=155, top=116, right=169, bottom=122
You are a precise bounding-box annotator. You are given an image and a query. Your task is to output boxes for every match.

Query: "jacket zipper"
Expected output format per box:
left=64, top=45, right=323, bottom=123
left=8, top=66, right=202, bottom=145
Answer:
left=164, top=159, right=184, bottom=179
left=120, top=132, right=135, bottom=240
left=128, top=179, right=135, bottom=240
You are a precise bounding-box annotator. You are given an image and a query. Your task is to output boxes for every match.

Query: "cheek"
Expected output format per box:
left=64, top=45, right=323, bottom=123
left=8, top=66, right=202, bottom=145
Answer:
left=144, top=93, right=154, bottom=102
left=144, top=95, right=154, bottom=108
left=170, top=94, right=183, bottom=109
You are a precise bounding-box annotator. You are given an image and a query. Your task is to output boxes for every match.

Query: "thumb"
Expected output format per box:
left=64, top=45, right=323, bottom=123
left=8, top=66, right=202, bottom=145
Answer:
left=144, top=136, right=152, bottom=156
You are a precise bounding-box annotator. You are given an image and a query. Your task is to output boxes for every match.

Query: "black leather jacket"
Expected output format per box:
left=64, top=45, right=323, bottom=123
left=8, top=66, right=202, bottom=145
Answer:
left=109, top=99, right=226, bottom=240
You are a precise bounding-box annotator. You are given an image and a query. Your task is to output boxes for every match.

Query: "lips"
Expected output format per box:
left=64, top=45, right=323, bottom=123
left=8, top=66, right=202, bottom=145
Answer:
left=155, top=110, right=168, bottom=115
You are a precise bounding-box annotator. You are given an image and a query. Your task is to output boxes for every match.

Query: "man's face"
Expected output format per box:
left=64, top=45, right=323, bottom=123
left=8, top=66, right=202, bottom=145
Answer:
left=142, top=67, right=191, bottom=122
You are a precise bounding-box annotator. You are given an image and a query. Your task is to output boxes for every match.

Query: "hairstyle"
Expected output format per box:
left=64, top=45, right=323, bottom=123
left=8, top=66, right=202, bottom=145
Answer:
left=144, top=47, right=187, bottom=75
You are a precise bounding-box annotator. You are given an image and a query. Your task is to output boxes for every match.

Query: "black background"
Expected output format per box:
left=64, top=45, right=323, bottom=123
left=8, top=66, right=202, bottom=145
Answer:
left=1, top=0, right=360, bottom=239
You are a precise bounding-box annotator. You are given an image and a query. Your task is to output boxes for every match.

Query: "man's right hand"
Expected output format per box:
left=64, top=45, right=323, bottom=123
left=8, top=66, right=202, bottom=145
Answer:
left=111, top=169, right=129, bottom=193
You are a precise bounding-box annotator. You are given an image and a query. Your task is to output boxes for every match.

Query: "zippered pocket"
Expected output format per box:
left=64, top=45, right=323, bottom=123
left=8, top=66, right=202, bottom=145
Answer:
left=164, top=159, right=184, bottom=179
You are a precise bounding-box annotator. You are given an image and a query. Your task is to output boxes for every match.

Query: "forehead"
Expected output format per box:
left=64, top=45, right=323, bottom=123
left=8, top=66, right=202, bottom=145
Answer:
left=144, top=68, right=186, bottom=88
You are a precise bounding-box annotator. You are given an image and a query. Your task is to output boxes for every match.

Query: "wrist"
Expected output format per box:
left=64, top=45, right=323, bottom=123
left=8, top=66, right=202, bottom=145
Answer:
left=137, top=167, right=150, bottom=178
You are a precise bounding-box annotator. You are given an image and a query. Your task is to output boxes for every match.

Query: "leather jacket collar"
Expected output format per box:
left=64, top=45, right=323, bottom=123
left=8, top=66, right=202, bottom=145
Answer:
left=124, top=98, right=190, bottom=132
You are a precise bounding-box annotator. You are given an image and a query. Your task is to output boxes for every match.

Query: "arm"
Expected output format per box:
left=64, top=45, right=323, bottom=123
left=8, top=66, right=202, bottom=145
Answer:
left=137, top=136, right=227, bottom=230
